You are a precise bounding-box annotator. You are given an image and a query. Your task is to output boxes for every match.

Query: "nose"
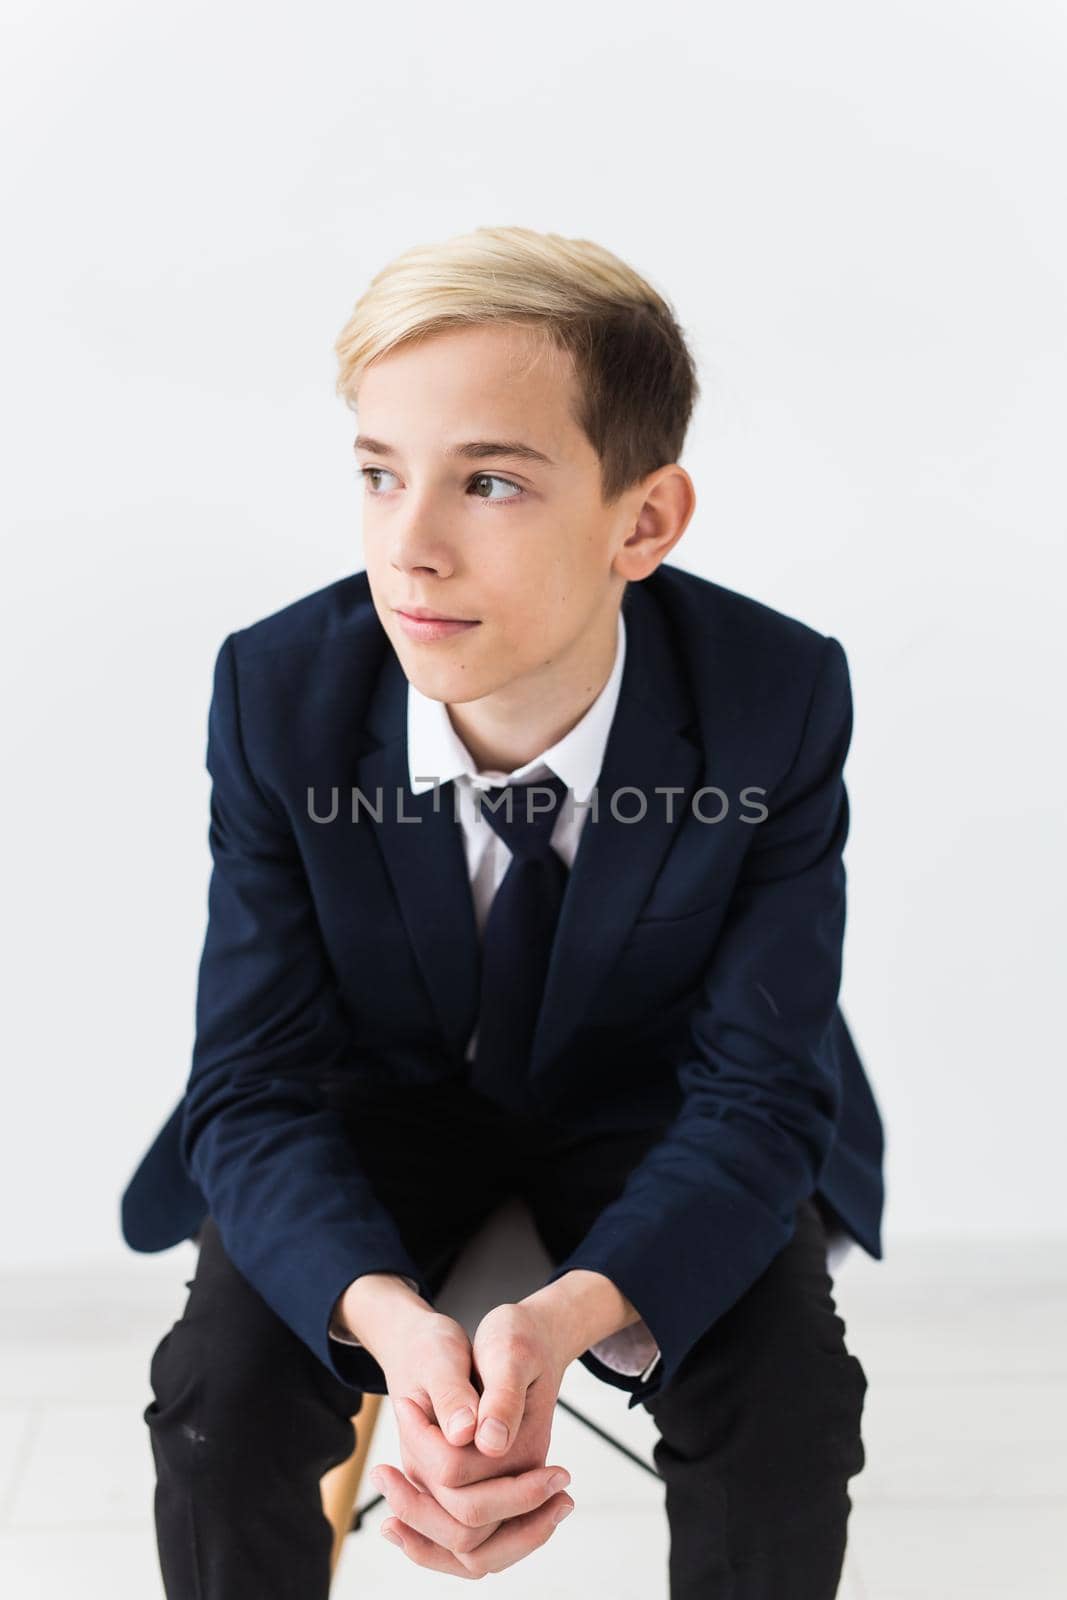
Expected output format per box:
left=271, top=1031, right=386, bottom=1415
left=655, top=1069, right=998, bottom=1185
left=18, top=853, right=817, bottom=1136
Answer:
left=385, top=492, right=458, bottom=580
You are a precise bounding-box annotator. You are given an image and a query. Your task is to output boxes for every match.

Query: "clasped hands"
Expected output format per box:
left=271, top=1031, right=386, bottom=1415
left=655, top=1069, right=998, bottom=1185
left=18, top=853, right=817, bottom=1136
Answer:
left=371, top=1299, right=575, bottom=1580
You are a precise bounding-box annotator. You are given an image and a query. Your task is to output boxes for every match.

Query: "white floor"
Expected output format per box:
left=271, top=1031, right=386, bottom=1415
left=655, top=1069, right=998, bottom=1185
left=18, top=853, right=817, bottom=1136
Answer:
left=0, top=1238, right=1064, bottom=1598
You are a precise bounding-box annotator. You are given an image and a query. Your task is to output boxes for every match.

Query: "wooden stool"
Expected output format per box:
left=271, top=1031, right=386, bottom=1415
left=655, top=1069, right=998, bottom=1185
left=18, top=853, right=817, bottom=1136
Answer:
left=320, top=1391, right=383, bottom=1580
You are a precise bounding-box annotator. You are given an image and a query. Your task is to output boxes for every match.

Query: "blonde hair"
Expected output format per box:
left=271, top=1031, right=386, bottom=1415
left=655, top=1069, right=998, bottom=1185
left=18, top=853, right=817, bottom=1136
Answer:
left=334, top=225, right=700, bottom=506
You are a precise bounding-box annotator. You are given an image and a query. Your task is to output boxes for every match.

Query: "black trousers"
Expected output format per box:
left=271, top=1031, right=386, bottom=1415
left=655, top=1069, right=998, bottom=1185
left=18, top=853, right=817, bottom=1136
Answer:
left=144, top=1083, right=867, bottom=1598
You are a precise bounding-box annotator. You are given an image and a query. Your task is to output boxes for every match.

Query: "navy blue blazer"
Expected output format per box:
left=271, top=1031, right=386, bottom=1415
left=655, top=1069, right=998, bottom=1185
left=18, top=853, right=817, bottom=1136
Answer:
left=120, top=562, right=885, bottom=1409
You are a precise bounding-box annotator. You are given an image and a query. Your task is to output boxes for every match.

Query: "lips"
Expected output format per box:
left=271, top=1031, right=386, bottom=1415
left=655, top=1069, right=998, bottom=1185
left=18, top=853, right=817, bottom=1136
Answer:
left=395, top=609, right=481, bottom=643
left=397, top=608, right=476, bottom=622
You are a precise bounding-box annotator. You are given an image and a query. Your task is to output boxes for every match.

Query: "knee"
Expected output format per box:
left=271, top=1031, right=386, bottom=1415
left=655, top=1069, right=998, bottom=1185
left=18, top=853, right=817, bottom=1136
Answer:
left=146, top=1316, right=312, bottom=1472
left=652, top=1341, right=866, bottom=1572
left=738, top=1344, right=867, bottom=1565
left=651, top=1313, right=868, bottom=1505
left=764, top=1342, right=868, bottom=1488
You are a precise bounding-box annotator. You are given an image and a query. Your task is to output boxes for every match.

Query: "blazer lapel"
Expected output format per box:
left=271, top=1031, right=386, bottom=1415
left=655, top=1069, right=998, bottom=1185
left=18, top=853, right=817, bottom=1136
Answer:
left=354, top=658, right=482, bottom=1065
left=528, top=582, right=703, bottom=1090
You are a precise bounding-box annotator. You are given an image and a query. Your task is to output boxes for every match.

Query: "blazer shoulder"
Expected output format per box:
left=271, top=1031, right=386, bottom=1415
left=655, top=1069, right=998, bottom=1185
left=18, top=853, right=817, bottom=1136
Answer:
left=225, top=569, right=377, bottom=666
left=206, top=570, right=388, bottom=784
left=642, top=564, right=849, bottom=752
left=648, top=561, right=836, bottom=667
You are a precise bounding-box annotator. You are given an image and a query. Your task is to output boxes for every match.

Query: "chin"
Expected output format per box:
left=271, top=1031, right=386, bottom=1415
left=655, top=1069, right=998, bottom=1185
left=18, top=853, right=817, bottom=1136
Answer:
left=404, top=654, right=510, bottom=706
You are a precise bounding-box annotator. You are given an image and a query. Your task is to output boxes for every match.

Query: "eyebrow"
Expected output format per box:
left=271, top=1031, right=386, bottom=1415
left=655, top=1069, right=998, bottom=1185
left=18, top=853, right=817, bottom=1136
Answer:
left=353, top=434, right=556, bottom=467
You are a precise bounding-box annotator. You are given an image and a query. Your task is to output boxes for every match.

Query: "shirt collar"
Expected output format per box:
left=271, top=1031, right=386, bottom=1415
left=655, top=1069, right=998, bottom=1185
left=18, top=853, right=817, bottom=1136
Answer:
left=406, top=607, right=626, bottom=805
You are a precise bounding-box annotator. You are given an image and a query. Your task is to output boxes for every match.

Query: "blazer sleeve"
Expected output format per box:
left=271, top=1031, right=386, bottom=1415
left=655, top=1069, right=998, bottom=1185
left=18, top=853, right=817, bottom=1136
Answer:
left=179, top=632, right=433, bottom=1391
left=541, top=634, right=856, bottom=1409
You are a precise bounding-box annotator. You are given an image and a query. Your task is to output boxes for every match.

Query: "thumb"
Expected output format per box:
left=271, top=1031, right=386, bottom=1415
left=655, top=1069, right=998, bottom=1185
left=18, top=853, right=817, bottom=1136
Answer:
left=472, top=1340, right=531, bottom=1457
left=423, top=1349, right=483, bottom=1447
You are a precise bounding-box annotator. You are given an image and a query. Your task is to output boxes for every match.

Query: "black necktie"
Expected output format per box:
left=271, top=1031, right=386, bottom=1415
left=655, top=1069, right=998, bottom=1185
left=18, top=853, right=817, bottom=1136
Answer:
left=470, top=773, right=571, bottom=1109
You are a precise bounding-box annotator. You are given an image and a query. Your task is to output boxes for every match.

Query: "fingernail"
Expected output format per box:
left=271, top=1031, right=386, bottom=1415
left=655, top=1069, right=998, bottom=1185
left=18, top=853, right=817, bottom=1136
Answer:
left=382, top=1526, right=403, bottom=1547
left=477, top=1418, right=508, bottom=1451
left=368, top=1468, right=384, bottom=1493
left=547, top=1470, right=571, bottom=1494
left=447, top=1406, right=474, bottom=1439
left=552, top=1499, right=574, bottom=1525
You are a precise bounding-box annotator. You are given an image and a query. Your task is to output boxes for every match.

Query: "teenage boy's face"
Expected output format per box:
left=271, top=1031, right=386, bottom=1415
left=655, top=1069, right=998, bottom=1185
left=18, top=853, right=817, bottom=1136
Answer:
left=354, top=321, right=650, bottom=707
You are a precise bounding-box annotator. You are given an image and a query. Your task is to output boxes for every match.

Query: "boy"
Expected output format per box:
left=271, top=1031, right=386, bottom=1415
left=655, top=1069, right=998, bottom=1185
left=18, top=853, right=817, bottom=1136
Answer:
left=124, top=225, right=884, bottom=1598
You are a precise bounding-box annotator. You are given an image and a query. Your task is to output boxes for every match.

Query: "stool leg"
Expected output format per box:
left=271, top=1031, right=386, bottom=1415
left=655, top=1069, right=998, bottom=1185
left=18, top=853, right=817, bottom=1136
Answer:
left=321, top=1392, right=383, bottom=1583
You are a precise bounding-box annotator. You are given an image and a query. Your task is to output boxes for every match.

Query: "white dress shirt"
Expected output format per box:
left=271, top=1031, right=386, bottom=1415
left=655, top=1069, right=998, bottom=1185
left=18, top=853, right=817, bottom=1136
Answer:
left=328, top=605, right=852, bottom=1375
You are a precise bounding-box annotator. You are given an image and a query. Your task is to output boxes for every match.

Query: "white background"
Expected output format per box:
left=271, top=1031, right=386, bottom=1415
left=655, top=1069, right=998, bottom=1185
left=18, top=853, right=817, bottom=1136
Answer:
left=2, top=0, right=1064, bottom=1269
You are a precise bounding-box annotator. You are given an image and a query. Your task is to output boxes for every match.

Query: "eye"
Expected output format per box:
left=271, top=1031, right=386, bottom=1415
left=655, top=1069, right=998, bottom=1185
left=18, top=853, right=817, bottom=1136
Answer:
left=360, top=466, right=399, bottom=495
left=467, top=473, right=524, bottom=505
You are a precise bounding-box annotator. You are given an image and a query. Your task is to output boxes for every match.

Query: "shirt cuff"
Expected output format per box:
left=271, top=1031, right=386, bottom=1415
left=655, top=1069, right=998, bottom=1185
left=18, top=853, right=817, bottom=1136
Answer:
left=825, top=1227, right=853, bottom=1277
left=585, top=1227, right=851, bottom=1380
left=588, top=1318, right=662, bottom=1379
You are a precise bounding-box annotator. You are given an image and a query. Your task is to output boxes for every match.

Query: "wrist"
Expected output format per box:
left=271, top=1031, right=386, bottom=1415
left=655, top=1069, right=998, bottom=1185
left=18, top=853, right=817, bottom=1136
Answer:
left=520, top=1269, right=641, bottom=1367
left=339, top=1272, right=432, bottom=1362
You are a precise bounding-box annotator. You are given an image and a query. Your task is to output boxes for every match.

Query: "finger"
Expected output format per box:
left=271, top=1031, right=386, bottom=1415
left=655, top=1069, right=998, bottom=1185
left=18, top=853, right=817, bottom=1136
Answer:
left=380, top=1516, right=475, bottom=1578
left=394, top=1388, right=476, bottom=1470
left=370, top=1464, right=502, bottom=1556
left=392, top=1394, right=474, bottom=1492
left=474, top=1374, right=527, bottom=1456
left=454, top=1490, right=576, bottom=1578
left=435, top=1462, right=573, bottom=1530
left=423, top=1358, right=483, bottom=1446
